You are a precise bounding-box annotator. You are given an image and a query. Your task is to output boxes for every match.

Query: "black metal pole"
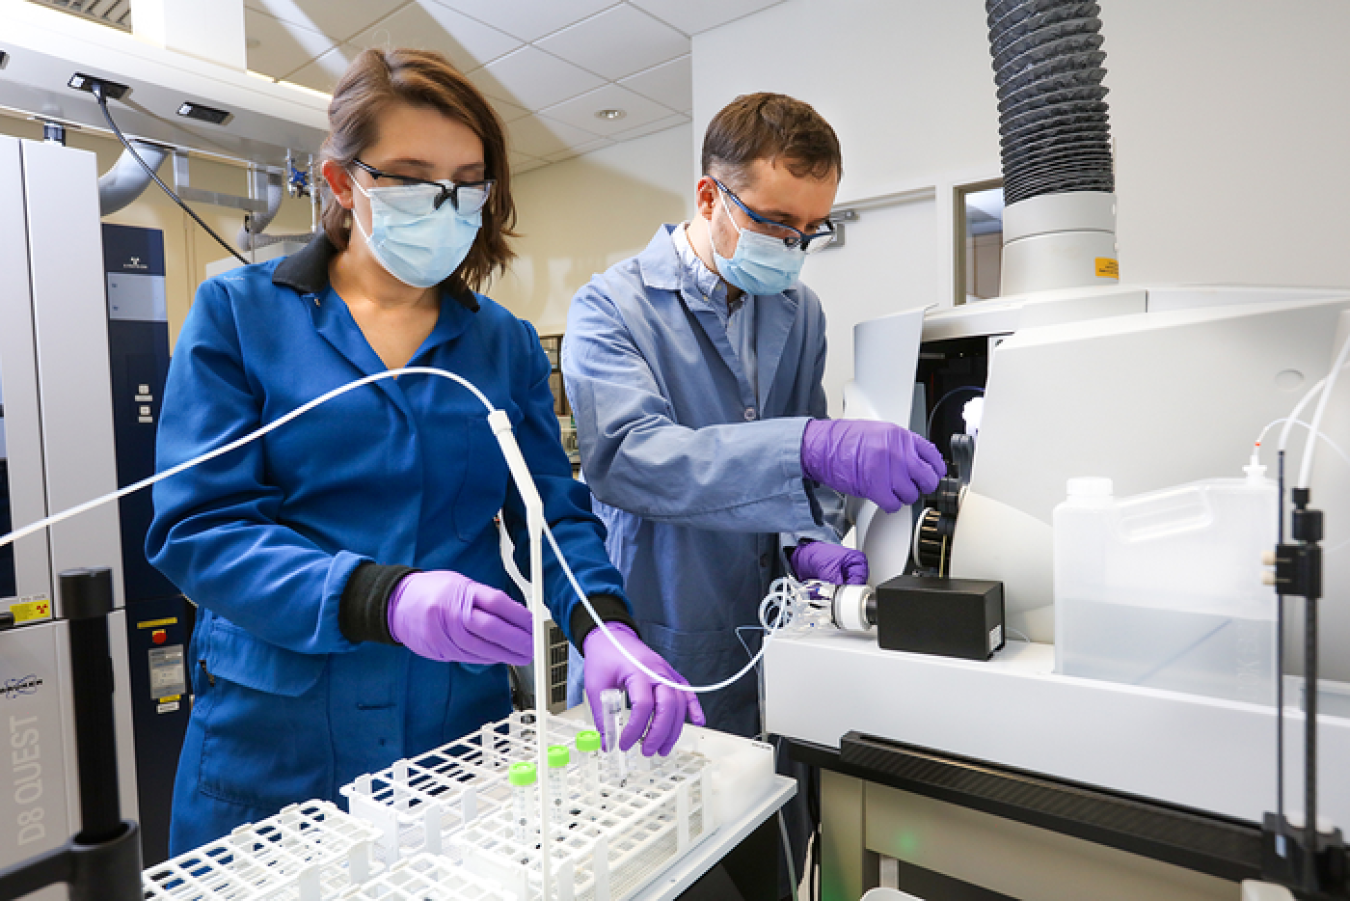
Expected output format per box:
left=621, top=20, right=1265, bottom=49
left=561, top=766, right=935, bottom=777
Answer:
left=1305, top=590, right=1319, bottom=886
left=61, top=569, right=124, bottom=845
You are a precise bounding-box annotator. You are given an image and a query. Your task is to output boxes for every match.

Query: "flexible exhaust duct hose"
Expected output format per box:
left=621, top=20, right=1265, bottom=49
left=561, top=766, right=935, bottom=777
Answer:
left=985, top=0, right=1114, bottom=205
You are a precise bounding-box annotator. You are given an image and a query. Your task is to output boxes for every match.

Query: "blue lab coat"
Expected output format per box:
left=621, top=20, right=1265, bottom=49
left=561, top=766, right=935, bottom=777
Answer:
left=562, top=225, right=844, bottom=737
left=148, top=236, right=626, bottom=854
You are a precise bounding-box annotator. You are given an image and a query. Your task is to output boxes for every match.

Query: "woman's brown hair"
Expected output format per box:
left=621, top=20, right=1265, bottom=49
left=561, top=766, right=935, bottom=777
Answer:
left=321, top=48, right=517, bottom=295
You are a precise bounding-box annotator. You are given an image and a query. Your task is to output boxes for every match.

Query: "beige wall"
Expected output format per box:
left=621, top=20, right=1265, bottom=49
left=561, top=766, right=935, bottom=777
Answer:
left=489, top=123, right=696, bottom=335
left=0, top=112, right=316, bottom=349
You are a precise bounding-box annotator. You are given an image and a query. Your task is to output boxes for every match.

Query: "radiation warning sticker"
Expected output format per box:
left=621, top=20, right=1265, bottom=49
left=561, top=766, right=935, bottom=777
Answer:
left=9, top=597, right=53, bottom=624
left=1096, top=257, right=1119, bottom=278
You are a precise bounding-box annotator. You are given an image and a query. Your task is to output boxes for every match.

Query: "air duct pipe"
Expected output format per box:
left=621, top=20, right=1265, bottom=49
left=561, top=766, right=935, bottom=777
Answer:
left=98, top=141, right=170, bottom=216
left=236, top=170, right=285, bottom=253
left=986, top=0, right=1119, bottom=296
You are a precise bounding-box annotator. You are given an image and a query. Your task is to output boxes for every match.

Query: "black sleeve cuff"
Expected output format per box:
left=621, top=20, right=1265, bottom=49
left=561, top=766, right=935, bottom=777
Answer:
left=339, top=563, right=417, bottom=645
left=569, top=593, right=639, bottom=655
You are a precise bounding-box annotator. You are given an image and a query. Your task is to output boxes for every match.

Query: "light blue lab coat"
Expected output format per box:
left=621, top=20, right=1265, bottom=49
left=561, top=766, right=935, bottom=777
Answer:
left=562, top=225, right=844, bottom=737
left=148, top=235, right=626, bottom=854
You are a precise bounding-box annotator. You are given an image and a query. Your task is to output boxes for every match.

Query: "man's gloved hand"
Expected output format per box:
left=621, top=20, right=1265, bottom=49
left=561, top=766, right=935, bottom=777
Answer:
left=800, top=418, right=946, bottom=513
left=790, top=540, right=869, bottom=585
left=387, top=570, right=533, bottom=666
left=583, top=623, right=706, bottom=757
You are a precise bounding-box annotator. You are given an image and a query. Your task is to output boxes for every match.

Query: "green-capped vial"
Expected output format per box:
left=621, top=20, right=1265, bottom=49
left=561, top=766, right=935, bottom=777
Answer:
left=510, top=761, right=537, bottom=849
left=548, top=745, right=570, bottom=768
left=576, top=730, right=601, bottom=753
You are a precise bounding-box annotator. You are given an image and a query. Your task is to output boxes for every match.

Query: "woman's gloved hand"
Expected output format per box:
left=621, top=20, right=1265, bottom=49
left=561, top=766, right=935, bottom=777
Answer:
left=800, top=418, right=946, bottom=513
left=583, top=623, right=706, bottom=757
left=387, top=570, right=533, bottom=666
left=790, top=540, right=869, bottom=585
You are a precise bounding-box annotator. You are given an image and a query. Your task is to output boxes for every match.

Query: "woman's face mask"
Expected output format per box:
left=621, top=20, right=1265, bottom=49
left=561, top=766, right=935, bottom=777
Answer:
left=709, top=190, right=805, bottom=296
left=352, top=178, right=483, bottom=289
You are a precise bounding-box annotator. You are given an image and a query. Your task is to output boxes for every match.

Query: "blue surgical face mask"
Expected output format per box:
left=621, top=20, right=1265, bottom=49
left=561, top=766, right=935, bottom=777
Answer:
left=710, top=191, right=805, bottom=296
left=353, top=180, right=481, bottom=289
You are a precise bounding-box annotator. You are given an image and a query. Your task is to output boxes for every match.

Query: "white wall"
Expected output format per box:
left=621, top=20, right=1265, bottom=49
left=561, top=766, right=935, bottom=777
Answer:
left=693, top=0, right=1350, bottom=412
left=489, top=123, right=696, bottom=335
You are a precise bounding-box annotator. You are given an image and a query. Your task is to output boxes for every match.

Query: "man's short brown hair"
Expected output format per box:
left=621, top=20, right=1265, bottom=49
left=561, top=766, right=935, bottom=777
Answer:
left=701, top=93, right=842, bottom=190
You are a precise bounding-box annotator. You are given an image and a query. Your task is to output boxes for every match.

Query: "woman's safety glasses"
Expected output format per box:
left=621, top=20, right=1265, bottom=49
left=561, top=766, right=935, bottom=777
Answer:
left=351, top=158, right=493, bottom=216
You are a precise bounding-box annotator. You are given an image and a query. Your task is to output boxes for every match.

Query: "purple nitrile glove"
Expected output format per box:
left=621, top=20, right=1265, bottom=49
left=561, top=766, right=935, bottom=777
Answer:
left=790, top=540, right=869, bottom=585
left=583, top=623, right=706, bottom=758
left=800, top=419, right=946, bottom=513
left=387, top=570, right=533, bottom=666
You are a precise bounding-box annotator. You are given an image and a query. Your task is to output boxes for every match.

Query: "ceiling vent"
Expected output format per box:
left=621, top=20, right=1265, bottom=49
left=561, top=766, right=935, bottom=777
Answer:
left=24, top=0, right=131, bottom=33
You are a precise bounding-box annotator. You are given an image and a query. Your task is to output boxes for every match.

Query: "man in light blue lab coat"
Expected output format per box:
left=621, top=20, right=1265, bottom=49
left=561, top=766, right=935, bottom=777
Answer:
left=562, top=92, right=945, bottom=895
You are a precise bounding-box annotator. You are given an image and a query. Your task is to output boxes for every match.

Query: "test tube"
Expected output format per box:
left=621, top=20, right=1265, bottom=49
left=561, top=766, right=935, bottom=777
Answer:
left=547, top=745, right=570, bottom=836
left=600, top=688, right=629, bottom=784
left=508, top=761, right=537, bottom=852
left=575, top=730, right=601, bottom=813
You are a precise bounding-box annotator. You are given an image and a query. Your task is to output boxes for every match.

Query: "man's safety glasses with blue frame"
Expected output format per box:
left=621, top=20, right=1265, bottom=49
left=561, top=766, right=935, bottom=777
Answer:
left=713, top=177, right=836, bottom=253
left=351, top=158, right=494, bottom=215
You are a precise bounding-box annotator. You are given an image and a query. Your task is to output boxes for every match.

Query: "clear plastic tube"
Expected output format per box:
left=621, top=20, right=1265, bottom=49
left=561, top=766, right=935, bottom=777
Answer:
left=600, top=688, right=629, bottom=784
left=546, top=745, right=569, bottom=835
left=575, top=730, right=601, bottom=813
left=508, top=761, right=537, bottom=852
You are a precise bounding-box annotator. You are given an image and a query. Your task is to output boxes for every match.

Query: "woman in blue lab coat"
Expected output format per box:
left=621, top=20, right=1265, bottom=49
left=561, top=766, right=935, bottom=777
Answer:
left=147, top=48, right=701, bottom=855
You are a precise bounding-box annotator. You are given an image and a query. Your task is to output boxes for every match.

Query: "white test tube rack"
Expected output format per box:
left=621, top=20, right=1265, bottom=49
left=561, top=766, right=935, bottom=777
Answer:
left=340, top=711, right=717, bottom=901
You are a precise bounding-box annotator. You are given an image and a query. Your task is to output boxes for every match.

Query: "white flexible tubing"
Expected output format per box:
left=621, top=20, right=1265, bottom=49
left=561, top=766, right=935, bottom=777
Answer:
left=0, top=364, right=779, bottom=695
left=0, top=366, right=490, bottom=552
left=1256, top=418, right=1350, bottom=474
left=1297, top=330, right=1350, bottom=489
left=1276, top=379, right=1327, bottom=455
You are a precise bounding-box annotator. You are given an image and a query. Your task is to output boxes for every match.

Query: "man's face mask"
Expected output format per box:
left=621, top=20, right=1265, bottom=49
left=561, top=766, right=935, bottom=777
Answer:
left=352, top=176, right=486, bottom=289
left=709, top=188, right=806, bottom=296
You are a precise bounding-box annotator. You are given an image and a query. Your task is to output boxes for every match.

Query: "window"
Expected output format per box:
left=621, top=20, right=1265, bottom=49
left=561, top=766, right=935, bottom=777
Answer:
left=955, top=182, right=1005, bottom=304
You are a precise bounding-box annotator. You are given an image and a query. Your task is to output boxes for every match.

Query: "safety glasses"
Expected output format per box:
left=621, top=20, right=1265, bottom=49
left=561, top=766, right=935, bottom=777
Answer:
left=351, top=158, right=493, bottom=216
left=713, top=178, right=836, bottom=253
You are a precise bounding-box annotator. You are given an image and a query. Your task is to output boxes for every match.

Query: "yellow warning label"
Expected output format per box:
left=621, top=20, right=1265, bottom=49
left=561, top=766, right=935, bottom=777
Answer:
left=10, top=598, right=53, bottom=624
left=137, top=617, right=179, bottom=629
left=158, top=694, right=182, bottom=704
left=1096, top=257, right=1119, bottom=278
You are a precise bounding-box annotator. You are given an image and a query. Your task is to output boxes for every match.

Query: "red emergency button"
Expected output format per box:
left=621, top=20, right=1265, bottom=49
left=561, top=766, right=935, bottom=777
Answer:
left=152, top=630, right=167, bottom=645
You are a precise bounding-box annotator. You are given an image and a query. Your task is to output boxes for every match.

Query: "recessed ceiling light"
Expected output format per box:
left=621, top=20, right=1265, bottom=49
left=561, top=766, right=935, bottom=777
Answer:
left=595, top=109, right=626, bottom=121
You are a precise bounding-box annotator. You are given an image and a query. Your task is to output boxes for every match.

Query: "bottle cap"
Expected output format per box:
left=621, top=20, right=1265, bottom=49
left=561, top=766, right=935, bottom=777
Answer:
left=508, top=761, right=537, bottom=786
left=576, top=730, right=601, bottom=753
left=548, top=745, right=570, bottom=768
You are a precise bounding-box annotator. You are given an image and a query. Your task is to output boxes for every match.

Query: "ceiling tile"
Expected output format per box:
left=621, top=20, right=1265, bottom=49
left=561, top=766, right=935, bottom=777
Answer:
left=618, top=54, right=691, bottom=113
left=628, top=0, right=785, bottom=36
left=432, top=0, right=618, bottom=43
left=348, top=2, right=522, bottom=72
left=608, top=112, right=691, bottom=142
left=284, top=44, right=362, bottom=95
left=244, top=7, right=339, bottom=81
left=544, top=137, right=613, bottom=163
left=468, top=46, right=605, bottom=111
left=512, top=156, right=550, bottom=175
left=507, top=114, right=604, bottom=159
left=490, top=97, right=531, bottom=124
left=245, top=0, right=408, bottom=43
left=534, top=5, right=687, bottom=82
left=540, top=84, right=675, bottom=137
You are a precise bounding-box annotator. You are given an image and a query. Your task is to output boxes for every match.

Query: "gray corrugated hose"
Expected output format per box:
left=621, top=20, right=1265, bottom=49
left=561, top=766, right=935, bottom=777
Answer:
left=985, top=0, right=1115, bottom=205
left=98, top=141, right=170, bottom=216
